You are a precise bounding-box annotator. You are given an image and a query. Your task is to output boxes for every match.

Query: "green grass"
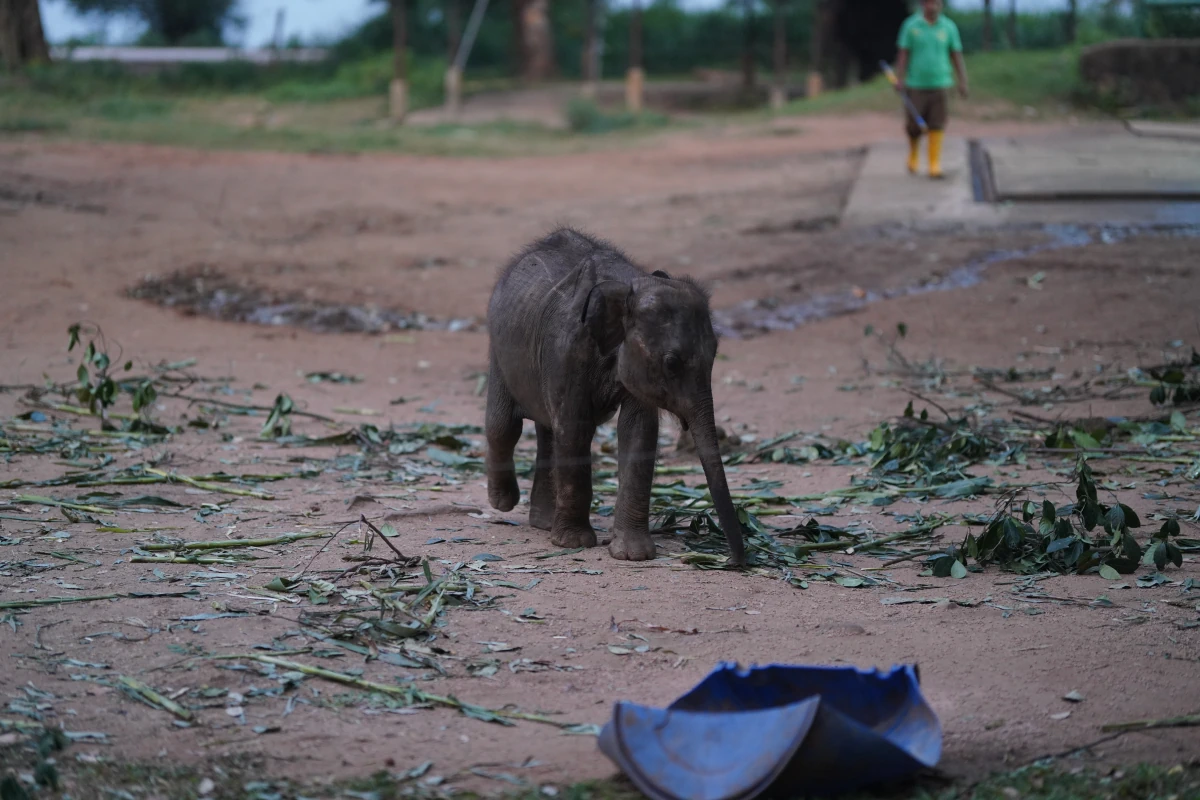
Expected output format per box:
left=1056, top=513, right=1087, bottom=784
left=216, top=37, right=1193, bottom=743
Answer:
left=0, top=48, right=1112, bottom=156
left=783, top=48, right=1086, bottom=119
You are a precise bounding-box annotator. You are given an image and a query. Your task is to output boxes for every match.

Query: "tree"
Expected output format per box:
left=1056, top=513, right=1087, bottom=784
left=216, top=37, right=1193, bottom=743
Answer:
left=64, top=0, right=243, bottom=46
left=511, top=0, right=554, bottom=81
left=982, top=0, right=993, bottom=49
left=0, top=0, right=50, bottom=70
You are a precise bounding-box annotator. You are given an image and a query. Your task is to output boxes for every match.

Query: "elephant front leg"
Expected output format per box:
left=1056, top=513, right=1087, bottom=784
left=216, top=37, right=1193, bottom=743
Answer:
left=609, top=400, right=659, bottom=561
left=529, top=423, right=556, bottom=530
left=485, top=365, right=522, bottom=512
left=550, top=419, right=598, bottom=549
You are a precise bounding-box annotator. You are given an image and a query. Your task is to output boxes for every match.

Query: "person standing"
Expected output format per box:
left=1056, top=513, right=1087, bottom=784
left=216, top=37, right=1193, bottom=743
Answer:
left=895, top=0, right=969, bottom=179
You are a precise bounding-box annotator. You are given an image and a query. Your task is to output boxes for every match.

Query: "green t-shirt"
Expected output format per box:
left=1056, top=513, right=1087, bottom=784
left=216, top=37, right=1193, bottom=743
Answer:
left=896, top=12, right=962, bottom=90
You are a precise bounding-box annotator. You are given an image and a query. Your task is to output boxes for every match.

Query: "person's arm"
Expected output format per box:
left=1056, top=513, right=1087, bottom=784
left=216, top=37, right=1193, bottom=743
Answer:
left=949, top=24, right=968, bottom=98
left=895, top=20, right=911, bottom=90
left=895, top=48, right=910, bottom=91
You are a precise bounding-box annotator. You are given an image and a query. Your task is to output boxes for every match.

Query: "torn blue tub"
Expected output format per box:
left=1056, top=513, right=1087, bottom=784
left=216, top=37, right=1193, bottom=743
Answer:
left=597, top=662, right=941, bottom=800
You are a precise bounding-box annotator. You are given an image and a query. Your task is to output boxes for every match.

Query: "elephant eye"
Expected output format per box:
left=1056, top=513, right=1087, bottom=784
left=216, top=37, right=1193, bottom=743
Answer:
left=663, top=353, right=682, bottom=376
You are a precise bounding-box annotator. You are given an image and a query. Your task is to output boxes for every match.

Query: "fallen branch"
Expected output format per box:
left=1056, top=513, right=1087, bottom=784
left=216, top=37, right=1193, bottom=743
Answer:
left=143, top=467, right=274, bottom=499
left=212, top=654, right=576, bottom=728
left=359, top=513, right=416, bottom=564
left=0, top=590, right=197, bottom=610
left=1101, top=714, right=1200, bottom=733
left=138, top=531, right=330, bottom=552
left=117, top=675, right=194, bottom=721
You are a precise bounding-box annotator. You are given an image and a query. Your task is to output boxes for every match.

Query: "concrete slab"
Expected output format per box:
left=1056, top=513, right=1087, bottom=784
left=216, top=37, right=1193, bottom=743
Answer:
left=842, top=130, right=1200, bottom=230
left=841, top=137, right=1005, bottom=229
left=1127, top=120, right=1200, bottom=142
left=986, top=134, right=1200, bottom=200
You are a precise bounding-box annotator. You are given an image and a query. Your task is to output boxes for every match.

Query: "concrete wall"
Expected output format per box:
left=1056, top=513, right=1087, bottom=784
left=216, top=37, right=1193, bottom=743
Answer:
left=1079, top=38, right=1200, bottom=107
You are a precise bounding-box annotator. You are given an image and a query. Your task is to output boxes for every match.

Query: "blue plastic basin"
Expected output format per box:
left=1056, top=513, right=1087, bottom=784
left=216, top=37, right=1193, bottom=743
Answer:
left=597, top=662, right=941, bottom=799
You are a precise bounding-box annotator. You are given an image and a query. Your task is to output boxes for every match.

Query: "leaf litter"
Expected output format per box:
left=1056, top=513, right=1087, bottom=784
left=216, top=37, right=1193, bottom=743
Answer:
left=2, top=323, right=1198, bottom=791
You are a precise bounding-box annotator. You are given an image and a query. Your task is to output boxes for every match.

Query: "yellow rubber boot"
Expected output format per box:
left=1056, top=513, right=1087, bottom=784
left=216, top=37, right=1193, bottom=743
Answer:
left=906, top=136, right=920, bottom=174
left=928, top=130, right=944, bottom=179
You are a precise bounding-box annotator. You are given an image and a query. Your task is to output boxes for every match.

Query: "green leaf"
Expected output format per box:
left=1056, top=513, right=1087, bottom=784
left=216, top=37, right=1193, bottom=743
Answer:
left=950, top=560, right=968, bottom=579
left=1161, top=519, right=1181, bottom=539
left=896, top=322, right=908, bottom=338
left=1170, top=410, right=1188, bottom=433
left=1166, top=542, right=1183, bottom=568
left=1107, top=504, right=1126, bottom=533
left=834, top=576, right=865, bottom=588
left=1069, top=429, right=1102, bottom=450
left=1098, top=564, right=1121, bottom=581
left=67, top=324, right=81, bottom=352
left=1042, top=499, right=1056, bottom=522
left=1118, top=504, right=1141, bottom=529
left=1153, top=542, right=1167, bottom=571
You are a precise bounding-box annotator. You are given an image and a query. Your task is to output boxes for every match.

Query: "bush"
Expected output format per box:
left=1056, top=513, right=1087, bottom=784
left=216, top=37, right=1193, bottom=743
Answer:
left=564, top=97, right=669, bottom=134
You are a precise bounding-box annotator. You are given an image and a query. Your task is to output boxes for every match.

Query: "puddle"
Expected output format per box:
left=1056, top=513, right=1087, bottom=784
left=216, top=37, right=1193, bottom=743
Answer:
left=713, top=223, right=1200, bottom=337
left=129, top=266, right=476, bottom=334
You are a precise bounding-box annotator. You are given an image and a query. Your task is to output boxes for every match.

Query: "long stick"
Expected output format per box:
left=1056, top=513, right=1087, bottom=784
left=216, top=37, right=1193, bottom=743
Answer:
left=880, top=60, right=928, bottom=131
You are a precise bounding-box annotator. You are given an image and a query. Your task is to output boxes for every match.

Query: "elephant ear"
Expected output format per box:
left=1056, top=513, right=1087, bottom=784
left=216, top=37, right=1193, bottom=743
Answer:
left=582, top=280, right=632, bottom=355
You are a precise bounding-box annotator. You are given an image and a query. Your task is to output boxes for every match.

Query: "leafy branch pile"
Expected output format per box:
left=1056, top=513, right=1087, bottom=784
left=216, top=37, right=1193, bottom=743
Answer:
left=926, top=459, right=1192, bottom=578
left=1147, top=347, right=1200, bottom=406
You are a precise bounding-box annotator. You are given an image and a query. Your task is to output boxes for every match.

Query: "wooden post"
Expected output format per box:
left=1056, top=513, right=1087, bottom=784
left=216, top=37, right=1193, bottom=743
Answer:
left=626, top=0, right=643, bottom=112
left=771, top=0, right=787, bottom=109
left=806, top=0, right=824, bottom=98
left=390, top=0, right=408, bottom=121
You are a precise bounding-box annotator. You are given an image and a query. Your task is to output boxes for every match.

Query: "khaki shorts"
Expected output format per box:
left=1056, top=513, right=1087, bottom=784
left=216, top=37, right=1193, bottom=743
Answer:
left=905, top=88, right=948, bottom=137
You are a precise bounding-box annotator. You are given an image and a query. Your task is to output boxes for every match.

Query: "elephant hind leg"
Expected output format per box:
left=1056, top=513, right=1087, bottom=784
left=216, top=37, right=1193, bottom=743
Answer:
left=485, top=368, right=522, bottom=512
left=529, top=423, right=555, bottom=530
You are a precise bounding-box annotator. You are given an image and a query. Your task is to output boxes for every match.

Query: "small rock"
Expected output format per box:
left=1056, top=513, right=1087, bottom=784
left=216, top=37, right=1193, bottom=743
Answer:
left=199, top=778, right=215, bottom=795
left=1063, top=690, right=1085, bottom=703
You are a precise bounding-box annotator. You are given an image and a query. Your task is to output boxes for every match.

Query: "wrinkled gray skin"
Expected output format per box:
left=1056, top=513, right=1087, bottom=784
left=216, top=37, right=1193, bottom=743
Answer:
left=485, top=228, right=745, bottom=564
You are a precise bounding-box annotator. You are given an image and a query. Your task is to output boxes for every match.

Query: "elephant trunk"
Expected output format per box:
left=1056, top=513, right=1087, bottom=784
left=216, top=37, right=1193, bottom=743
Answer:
left=687, top=396, right=746, bottom=566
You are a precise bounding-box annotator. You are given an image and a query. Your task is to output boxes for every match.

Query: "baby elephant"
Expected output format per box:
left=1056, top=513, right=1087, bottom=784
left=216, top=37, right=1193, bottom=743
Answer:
left=484, top=228, right=745, bottom=565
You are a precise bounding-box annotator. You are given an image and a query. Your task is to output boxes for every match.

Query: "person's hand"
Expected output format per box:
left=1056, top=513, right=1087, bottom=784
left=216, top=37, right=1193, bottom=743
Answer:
left=957, top=83, right=969, bottom=99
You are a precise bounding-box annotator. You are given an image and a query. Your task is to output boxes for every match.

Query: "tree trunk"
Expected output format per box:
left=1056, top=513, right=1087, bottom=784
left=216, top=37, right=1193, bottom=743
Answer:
left=1008, top=0, right=1017, bottom=48
left=582, top=0, right=596, bottom=83
left=771, top=0, right=786, bottom=108
left=741, top=0, right=756, bottom=90
left=390, top=0, right=408, bottom=121
left=807, top=0, right=828, bottom=96
left=982, top=0, right=993, bottom=50
left=629, top=0, right=642, bottom=70
left=0, top=0, right=50, bottom=71
left=515, top=0, right=554, bottom=81
left=447, top=0, right=462, bottom=62
left=1065, top=0, right=1077, bottom=43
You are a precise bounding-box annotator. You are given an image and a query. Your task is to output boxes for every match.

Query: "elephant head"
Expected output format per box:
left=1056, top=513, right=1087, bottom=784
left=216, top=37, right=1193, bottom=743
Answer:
left=578, top=267, right=747, bottom=566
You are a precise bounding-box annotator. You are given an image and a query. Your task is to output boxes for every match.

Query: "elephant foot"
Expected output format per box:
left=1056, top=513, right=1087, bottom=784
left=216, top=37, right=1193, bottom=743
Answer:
left=551, top=524, right=597, bottom=549
left=487, top=472, right=520, bottom=512
left=529, top=502, right=554, bottom=531
left=609, top=531, right=657, bottom=561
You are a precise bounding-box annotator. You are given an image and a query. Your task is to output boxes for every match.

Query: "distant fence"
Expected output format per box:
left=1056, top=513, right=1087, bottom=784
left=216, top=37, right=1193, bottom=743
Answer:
left=48, top=46, right=330, bottom=66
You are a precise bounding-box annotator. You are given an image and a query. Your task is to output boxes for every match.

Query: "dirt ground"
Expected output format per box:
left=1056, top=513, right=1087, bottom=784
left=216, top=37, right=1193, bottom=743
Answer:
left=2, top=112, right=1199, bottom=797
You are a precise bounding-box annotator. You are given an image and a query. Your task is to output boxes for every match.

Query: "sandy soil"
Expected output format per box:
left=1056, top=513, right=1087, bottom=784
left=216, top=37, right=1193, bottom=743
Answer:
left=1, top=113, right=1199, bottom=797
